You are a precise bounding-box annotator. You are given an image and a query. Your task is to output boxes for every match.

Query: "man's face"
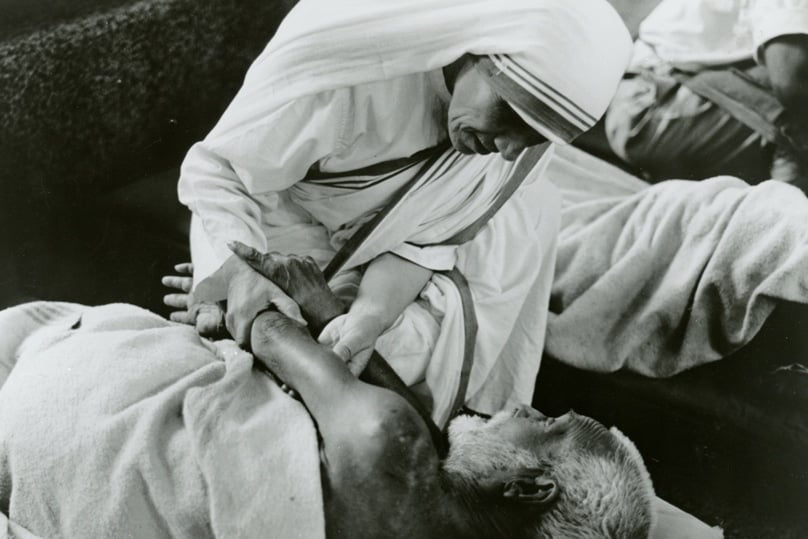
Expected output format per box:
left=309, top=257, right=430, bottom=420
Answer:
left=489, top=406, right=624, bottom=461
left=447, top=406, right=623, bottom=469
left=447, top=60, right=546, bottom=161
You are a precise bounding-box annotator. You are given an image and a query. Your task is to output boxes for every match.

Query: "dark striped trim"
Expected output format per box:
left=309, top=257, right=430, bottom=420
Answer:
left=320, top=144, right=479, bottom=430
left=20, top=301, right=77, bottom=325
left=322, top=143, right=452, bottom=281
left=476, top=57, right=585, bottom=143
left=304, top=159, right=423, bottom=190
left=443, top=267, right=478, bottom=419
left=494, top=54, right=596, bottom=126
left=411, top=141, right=551, bottom=248
left=305, top=145, right=441, bottom=184
left=426, top=150, right=465, bottom=187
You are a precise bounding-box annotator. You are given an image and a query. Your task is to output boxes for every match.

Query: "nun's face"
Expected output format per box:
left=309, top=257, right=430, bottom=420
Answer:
left=447, top=58, right=545, bottom=161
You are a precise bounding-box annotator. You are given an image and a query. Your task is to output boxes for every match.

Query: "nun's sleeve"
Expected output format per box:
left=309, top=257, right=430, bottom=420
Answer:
left=178, top=87, right=351, bottom=296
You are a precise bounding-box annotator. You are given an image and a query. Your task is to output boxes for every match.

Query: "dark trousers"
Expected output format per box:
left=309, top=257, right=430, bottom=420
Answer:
left=604, top=63, right=808, bottom=187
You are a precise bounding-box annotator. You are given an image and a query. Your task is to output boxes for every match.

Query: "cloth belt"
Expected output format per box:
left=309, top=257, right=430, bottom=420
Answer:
left=672, top=64, right=808, bottom=155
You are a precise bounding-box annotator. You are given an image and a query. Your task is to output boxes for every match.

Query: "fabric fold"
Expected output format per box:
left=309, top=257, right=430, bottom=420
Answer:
left=0, top=302, right=324, bottom=539
left=546, top=145, right=808, bottom=377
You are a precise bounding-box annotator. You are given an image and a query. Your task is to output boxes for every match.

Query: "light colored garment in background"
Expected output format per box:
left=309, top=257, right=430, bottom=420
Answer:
left=546, top=144, right=808, bottom=377
left=631, top=0, right=808, bottom=72
left=605, top=0, right=808, bottom=182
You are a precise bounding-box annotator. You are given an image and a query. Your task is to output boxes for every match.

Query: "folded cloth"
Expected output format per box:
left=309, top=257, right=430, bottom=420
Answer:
left=0, top=511, right=42, bottom=539
left=545, top=145, right=808, bottom=376
left=0, top=302, right=324, bottom=539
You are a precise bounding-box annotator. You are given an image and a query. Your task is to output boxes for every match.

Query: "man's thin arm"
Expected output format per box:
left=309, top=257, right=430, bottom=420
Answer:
left=230, top=243, right=447, bottom=453
left=250, top=311, right=435, bottom=471
left=258, top=300, right=447, bottom=455
left=251, top=310, right=356, bottom=412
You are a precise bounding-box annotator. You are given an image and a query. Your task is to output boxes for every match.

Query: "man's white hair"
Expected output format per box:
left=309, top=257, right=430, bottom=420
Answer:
left=444, top=415, right=656, bottom=539
left=535, top=426, right=656, bottom=539
left=444, top=414, right=542, bottom=479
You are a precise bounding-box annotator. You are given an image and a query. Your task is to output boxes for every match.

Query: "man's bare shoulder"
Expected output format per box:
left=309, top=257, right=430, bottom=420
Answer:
left=326, top=386, right=440, bottom=484
left=322, top=388, right=445, bottom=537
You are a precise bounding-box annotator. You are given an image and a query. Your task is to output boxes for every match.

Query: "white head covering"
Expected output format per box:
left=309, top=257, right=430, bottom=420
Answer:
left=468, top=1, right=634, bottom=143
left=478, top=42, right=631, bottom=143
left=206, top=0, right=632, bottom=147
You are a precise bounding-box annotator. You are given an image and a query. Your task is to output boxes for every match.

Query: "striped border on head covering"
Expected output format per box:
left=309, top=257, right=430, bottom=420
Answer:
left=475, top=55, right=597, bottom=144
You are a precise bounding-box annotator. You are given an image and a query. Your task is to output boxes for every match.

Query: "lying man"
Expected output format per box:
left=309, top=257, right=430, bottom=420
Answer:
left=595, top=0, right=808, bottom=186
left=0, top=253, right=657, bottom=538
left=236, top=248, right=658, bottom=538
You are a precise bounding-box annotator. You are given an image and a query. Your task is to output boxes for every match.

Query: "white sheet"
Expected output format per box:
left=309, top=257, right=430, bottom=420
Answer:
left=0, top=302, right=324, bottom=539
left=545, top=144, right=808, bottom=377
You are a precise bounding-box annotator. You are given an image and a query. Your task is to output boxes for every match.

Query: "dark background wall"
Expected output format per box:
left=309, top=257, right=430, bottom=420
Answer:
left=0, top=0, right=297, bottom=308
left=0, top=0, right=132, bottom=40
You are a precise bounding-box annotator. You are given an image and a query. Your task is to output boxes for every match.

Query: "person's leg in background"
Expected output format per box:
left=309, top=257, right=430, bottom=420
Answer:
left=601, top=72, right=774, bottom=183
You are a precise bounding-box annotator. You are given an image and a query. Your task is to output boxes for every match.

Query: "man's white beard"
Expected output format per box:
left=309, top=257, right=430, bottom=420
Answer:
left=443, top=411, right=540, bottom=481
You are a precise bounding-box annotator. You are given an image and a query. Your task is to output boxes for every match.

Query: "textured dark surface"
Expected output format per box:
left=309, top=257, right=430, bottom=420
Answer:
left=0, top=0, right=295, bottom=200
left=0, top=0, right=297, bottom=307
left=0, top=0, right=133, bottom=40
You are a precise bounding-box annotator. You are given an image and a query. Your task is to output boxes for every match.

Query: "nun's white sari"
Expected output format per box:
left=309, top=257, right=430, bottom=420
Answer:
left=179, top=0, right=631, bottom=425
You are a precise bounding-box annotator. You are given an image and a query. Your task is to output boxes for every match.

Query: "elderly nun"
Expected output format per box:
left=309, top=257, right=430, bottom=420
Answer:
left=174, top=0, right=632, bottom=426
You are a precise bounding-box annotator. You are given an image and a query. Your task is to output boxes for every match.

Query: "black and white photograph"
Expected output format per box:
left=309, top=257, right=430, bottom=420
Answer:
left=1, top=0, right=806, bottom=537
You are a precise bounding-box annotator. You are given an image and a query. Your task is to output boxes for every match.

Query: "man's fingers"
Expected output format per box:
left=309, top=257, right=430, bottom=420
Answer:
left=170, top=311, right=195, bottom=325
left=227, top=242, right=290, bottom=284
left=174, top=263, right=194, bottom=275
left=161, top=275, right=193, bottom=293
left=228, top=241, right=275, bottom=280
left=163, top=293, right=190, bottom=309
left=228, top=241, right=264, bottom=268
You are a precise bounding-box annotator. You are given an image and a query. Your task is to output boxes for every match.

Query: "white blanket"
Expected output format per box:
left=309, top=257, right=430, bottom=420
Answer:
left=545, top=145, right=808, bottom=376
left=0, top=302, right=324, bottom=539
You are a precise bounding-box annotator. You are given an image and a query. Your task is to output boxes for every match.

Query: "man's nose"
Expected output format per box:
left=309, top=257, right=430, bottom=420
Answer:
left=513, top=404, right=546, bottom=419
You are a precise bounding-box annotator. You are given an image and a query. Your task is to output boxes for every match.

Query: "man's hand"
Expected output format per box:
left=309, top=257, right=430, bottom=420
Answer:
left=233, top=244, right=448, bottom=455
left=228, top=241, right=344, bottom=335
left=162, top=263, right=226, bottom=337
left=220, top=253, right=305, bottom=348
left=318, top=312, right=386, bottom=376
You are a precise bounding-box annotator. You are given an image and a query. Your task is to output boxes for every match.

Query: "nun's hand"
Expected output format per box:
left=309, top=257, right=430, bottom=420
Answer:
left=317, top=312, right=384, bottom=376
left=162, top=263, right=226, bottom=337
